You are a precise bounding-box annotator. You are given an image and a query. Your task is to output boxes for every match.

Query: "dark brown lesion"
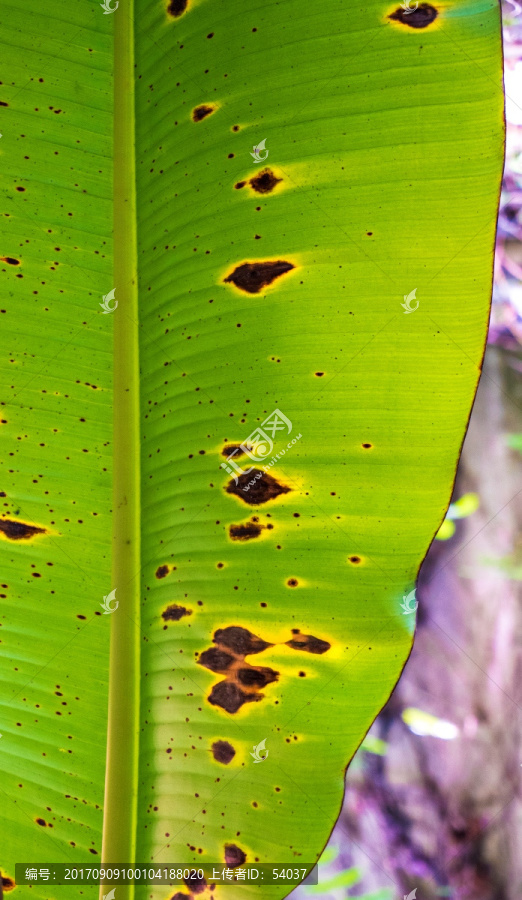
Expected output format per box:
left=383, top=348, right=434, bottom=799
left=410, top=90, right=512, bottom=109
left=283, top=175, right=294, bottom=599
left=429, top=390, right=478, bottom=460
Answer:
left=1, top=875, right=15, bottom=892
left=199, top=626, right=278, bottom=713
left=286, top=630, right=331, bottom=655
left=0, top=257, right=20, bottom=265
left=156, top=564, right=169, bottom=578
left=214, top=626, right=272, bottom=655
left=162, top=604, right=192, bottom=624
left=222, top=443, right=249, bottom=458
left=389, top=3, right=438, bottom=27
left=199, top=647, right=235, bottom=672
left=208, top=681, right=262, bottom=714
left=229, top=520, right=264, bottom=541
left=249, top=168, right=282, bottom=194
left=237, top=666, right=278, bottom=688
left=199, top=623, right=333, bottom=713
left=0, top=519, right=46, bottom=541
left=167, top=0, right=188, bottom=16
left=183, top=873, right=207, bottom=895
left=226, top=470, right=291, bottom=505
left=223, top=260, right=295, bottom=294
left=224, top=844, right=247, bottom=866
left=211, top=739, right=236, bottom=764
left=192, top=104, right=216, bottom=122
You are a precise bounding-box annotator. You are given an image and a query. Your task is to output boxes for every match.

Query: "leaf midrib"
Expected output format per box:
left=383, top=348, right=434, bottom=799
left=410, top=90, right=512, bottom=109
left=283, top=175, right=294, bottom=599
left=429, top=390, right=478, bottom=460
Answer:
left=100, top=4, right=140, bottom=897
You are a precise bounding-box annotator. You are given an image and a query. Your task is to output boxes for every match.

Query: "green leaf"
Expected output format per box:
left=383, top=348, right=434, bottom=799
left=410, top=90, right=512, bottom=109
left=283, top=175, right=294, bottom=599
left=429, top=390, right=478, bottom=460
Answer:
left=0, top=0, right=503, bottom=897
left=435, top=517, right=456, bottom=540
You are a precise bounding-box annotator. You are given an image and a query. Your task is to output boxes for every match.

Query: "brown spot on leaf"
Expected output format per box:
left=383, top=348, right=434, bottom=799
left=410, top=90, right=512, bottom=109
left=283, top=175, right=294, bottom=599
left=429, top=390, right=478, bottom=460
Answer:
left=222, top=443, right=248, bottom=457
left=162, top=604, right=192, bottom=623
left=192, top=104, right=215, bottom=122
left=167, top=0, right=188, bottom=16
left=214, top=626, right=272, bottom=656
left=156, top=564, right=169, bottom=578
left=0, top=257, right=20, bottom=265
left=199, top=647, right=235, bottom=673
left=249, top=168, right=282, bottom=194
left=211, top=740, right=236, bottom=764
left=223, top=260, right=294, bottom=294
left=171, top=894, right=190, bottom=900
left=224, top=843, right=247, bottom=866
left=183, top=873, right=207, bottom=894
left=208, top=681, right=261, bottom=714
left=226, top=469, right=291, bottom=505
left=0, top=519, right=46, bottom=541
left=286, top=632, right=331, bottom=655
left=389, top=3, right=438, bottom=27
left=234, top=180, right=246, bottom=189
left=237, top=666, right=278, bottom=688
left=229, top=520, right=263, bottom=541
left=2, top=876, right=15, bottom=892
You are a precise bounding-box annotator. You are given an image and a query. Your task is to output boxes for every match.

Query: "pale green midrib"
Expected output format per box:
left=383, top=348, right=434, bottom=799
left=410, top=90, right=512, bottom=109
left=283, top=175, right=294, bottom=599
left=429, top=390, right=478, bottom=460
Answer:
left=100, top=4, right=140, bottom=899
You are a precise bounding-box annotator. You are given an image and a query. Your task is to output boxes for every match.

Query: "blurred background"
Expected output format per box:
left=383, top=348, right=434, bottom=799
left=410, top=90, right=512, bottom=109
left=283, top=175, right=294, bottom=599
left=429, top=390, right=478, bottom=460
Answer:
left=292, top=5, right=522, bottom=898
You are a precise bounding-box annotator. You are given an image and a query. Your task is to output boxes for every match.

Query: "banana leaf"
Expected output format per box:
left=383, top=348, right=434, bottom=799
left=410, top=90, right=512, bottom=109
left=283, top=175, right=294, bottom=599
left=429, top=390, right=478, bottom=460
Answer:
left=0, top=0, right=503, bottom=898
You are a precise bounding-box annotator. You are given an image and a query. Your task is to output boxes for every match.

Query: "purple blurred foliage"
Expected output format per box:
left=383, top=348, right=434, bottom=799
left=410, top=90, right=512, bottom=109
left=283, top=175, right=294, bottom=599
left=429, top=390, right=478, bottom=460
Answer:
left=490, top=0, right=522, bottom=347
